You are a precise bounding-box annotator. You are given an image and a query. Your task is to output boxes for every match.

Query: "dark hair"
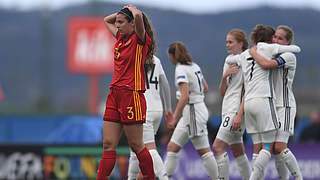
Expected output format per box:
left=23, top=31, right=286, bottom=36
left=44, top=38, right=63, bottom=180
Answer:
left=250, top=24, right=275, bottom=45
left=142, top=13, right=157, bottom=72
left=168, top=41, right=193, bottom=65
left=118, top=8, right=134, bottom=22
left=228, top=29, right=249, bottom=52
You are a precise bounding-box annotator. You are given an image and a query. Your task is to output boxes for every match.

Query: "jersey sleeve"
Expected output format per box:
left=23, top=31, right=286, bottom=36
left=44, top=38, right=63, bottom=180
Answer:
left=159, top=74, right=172, bottom=111
left=175, top=65, right=188, bottom=85
left=272, top=44, right=301, bottom=55
left=226, top=54, right=241, bottom=66
left=278, top=52, right=296, bottom=69
left=157, top=58, right=166, bottom=77
left=223, top=58, right=230, bottom=74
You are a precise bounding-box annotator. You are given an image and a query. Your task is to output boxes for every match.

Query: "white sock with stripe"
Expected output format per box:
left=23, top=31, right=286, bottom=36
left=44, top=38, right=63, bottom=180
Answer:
left=274, top=154, right=289, bottom=180
left=249, top=149, right=271, bottom=180
left=128, top=151, right=140, bottom=180
left=235, top=154, right=251, bottom=180
left=201, top=151, right=218, bottom=180
left=280, top=148, right=303, bottom=180
left=149, top=149, right=168, bottom=180
left=216, top=152, right=229, bottom=180
left=164, top=151, right=178, bottom=178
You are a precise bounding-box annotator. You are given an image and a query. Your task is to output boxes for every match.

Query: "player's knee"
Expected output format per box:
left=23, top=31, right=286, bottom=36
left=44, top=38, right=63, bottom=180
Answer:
left=102, top=139, right=116, bottom=150
left=212, top=141, right=225, bottom=155
left=167, top=141, right=180, bottom=153
left=230, top=144, right=244, bottom=157
left=128, top=141, right=144, bottom=153
left=273, top=145, right=284, bottom=154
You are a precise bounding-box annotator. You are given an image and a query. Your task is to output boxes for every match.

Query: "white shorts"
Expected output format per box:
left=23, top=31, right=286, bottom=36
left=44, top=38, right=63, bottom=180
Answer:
left=244, top=97, right=278, bottom=134
left=275, top=129, right=290, bottom=143
left=216, top=112, right=245, bottom=145
left=143, top=111, right=163, bottom=144
left=277, top=107, right=296, bottom=136
left=170, top=103, right=210, bottom=150
left=251, top=130, right=278, bottom=144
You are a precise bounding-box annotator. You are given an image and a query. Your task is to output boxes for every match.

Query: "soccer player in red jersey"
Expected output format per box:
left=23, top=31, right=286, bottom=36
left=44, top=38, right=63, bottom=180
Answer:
left=96, top=5, right=156, bottom=180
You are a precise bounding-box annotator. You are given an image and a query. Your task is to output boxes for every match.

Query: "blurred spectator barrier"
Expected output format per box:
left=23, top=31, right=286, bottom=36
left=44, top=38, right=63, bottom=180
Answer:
left=0, top=145, right=129, bottom=180
left=0, top=116, right=103, bottom=144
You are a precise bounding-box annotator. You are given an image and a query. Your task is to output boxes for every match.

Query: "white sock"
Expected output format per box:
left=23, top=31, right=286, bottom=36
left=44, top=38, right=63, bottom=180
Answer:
left=235, top=154, right=251, bottom=180
left=216, top=152, right=229, bottom=180
left=249, top=149, right=271, bottom=180
left=149, top=149, right=168, bottom=180
left=201, top=151, right=218, bottom=180
left=280, top=148, right=303, bottom=180
left=274, top=154, right=289, bottom=180
left=251, top=153, right=258, bottom=172
left=251, top=153, right=263, bottom=180
left=164, top=151, right=178, bottom=178
left=128, top=151, right=140, bottom=180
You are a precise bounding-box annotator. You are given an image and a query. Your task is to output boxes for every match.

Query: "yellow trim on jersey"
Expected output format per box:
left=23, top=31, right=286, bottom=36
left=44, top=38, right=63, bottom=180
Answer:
left=136, top=92, right=142, bottom=120
left=135, top=44, right=143, bottom=91
left=133, top=91, right=142, bottom=121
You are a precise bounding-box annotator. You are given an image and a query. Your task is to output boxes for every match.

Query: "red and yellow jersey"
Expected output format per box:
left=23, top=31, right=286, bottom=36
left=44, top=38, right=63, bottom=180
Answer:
left=110, top=31, right=151, bottom=92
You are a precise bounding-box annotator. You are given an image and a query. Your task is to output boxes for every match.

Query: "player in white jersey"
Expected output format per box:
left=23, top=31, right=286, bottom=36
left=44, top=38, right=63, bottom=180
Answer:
left=226, top=25, right=300, bottom=180
left=164, top=41, right=218, bottom=179
left=128, top=56, right=172, bottom=180
left=212, top=29, right=251, bottom=180
left=249, top=25, right=303, bottom=180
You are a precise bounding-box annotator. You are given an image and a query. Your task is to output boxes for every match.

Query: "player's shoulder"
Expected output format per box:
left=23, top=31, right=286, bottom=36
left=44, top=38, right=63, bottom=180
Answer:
left=257, top=42, right=275, bottom=51
left=241, top=49, right=251, bottom=58
left=192, top=62, right=200, bottom=68
left=176, top=62, right=192, bottom=72
left=153, top=55, right=161, bottom=64
left=257, top=42, right=269, bottom=48
left=280, top=52, right=296, bottom=60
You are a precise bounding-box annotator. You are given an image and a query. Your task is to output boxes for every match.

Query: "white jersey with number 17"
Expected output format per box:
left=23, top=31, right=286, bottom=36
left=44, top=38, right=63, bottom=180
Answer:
left=175, top=62, right=204, bottom=104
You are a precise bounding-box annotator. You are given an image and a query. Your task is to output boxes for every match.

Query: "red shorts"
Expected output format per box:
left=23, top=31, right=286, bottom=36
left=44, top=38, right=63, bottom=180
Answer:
left=103, top=86, right=146, bottom=124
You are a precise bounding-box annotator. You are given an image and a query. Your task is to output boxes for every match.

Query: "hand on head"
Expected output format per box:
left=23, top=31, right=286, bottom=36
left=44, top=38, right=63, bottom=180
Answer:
left=123, top=4, right=137, bottom=11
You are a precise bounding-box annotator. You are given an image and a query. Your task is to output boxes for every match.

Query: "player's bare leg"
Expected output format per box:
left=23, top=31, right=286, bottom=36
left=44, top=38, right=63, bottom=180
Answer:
left=97, top=121, right=122, bottom=180
left=124, top=124, right=155, bottom=180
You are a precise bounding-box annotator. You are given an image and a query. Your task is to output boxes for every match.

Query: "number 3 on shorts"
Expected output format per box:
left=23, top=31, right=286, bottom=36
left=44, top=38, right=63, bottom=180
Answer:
left=127, top=106, right=134, bottom=119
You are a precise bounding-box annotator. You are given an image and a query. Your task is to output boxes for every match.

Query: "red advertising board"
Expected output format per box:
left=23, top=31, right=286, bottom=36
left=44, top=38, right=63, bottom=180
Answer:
left=67, top=17, right=115, bottom=74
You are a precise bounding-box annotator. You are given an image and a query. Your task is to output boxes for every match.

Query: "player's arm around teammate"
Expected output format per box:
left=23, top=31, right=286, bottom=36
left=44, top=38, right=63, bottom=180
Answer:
left=249, top=26, right=303, bottom=180
left=212, top=29, right=251, bottom=180
left=97, top=5, right=156, bottom=180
